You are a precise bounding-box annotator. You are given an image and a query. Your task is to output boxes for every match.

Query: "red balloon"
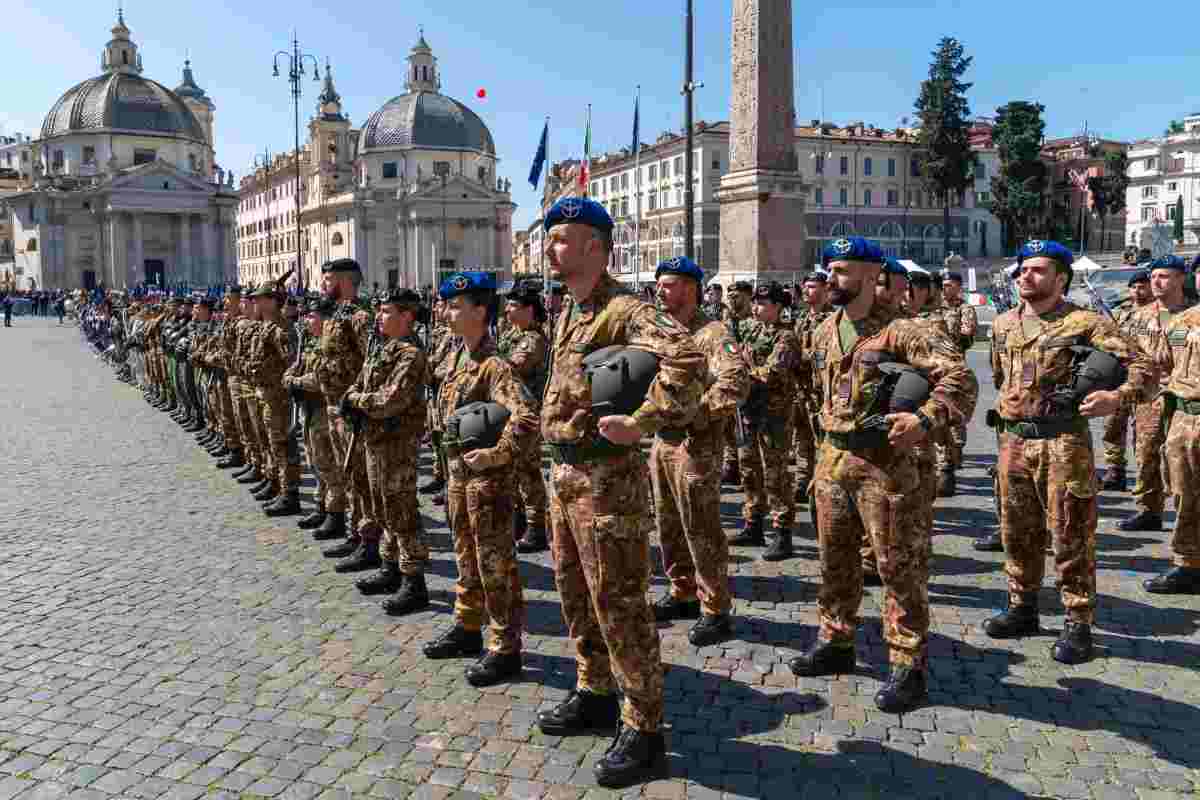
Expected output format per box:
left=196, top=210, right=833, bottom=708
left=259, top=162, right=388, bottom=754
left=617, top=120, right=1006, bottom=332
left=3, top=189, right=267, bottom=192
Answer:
left=476, top=88, right=487, bottom=98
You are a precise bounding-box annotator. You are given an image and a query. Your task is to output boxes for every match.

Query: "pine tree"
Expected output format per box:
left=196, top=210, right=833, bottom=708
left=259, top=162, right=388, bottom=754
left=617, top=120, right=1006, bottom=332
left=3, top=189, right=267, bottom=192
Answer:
left=989, top=101, right=1048, bottom=252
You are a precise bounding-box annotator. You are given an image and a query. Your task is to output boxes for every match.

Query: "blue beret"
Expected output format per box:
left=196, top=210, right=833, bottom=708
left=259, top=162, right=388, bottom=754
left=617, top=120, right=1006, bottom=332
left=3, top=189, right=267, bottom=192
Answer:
left=1128, top=269, right=1151, bottom=286
left=544, top=197, right=614, bottom=234
left=823, top=236, right=884, bottom=265
left=883, top=257, right=908, bottom=277
left=1017, top=240, right=1073, bottom=269
left=439, top=271, right=496, bottom=300
left=943, top=271, right=964, bottom=284
left=1149, top=255, right=1187, bottom=273
left=654, top=256, right=703, bottom=283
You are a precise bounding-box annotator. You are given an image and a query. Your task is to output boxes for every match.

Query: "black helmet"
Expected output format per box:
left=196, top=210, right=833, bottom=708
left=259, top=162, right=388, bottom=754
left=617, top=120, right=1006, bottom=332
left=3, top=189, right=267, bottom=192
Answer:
left=582, top=345, right=660, bottom=417
left=445, top=401, right=511, bottom=454
left=877, top=363, right=931, bottom=413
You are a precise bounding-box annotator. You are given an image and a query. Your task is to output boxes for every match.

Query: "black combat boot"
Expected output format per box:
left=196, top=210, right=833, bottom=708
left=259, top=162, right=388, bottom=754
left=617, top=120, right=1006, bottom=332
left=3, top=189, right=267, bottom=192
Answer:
left=652, top=593, right=701, bottom=622
left=1102, top=466, right=1126, bottom=492
left=594, top=725, right=666, bottom=789
left=422, top=625, right=484, bottom=659
left=251, top=482, right=275, bottom=500
left=322, top=535, right=360, bottom=559
left=762, top=525, right=794, bottom=561
left=465, top=651, right=522, bottom=687
left=983, top=594, right=1039, bottom=638
left=334, top=538, right=381, bottom=573
left=419, top=477, right=445, bottom=495
left=973, top=531, right=1004, bottom=552
left=1143, top=566, right=1200, bottom=594
left=312, top=511, right=347, bottom=541
left=1051, top=621, right=1094, bottom=665
left=230, top=461, right=254, bottom=477
left=516, top=523, right=549, bottom=554
left=264, top=491, right=301, bottom=517
left=297, top=502, right=326, bottom=530
left=536, top=689, right=620, bottom=736
left=210, top=446, right=231, bottom=459
left=512, top=507, right=528, bottom=542
left=788, top=640, right=856, bottom=677
left=235, top=467, right=263, bottom=484
left=432, top=492, right=446, bottom=506
left=936, top=469, right=956, bottom=498
left=216, top=451, right=245, bottom=470
left=862, top=569, right=883, bottom=587
left=689, top=613, right=733, bottom=647
left=1118, top=511, right=1162, bottom=532
left=728, top=514, right=765, bottom=547
left=874, top=665, right=928, bottom=713
left=382, top=572, right=430, bottom=615
left=356, top=562, right=403, bottom=595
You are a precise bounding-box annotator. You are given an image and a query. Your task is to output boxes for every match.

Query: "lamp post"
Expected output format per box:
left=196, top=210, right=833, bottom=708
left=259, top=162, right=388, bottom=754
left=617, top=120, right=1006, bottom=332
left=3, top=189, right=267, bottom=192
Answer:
left=254, top=148, right=273, bottom=280
left=273, top=34, right=319, bottom=290
left=434, top=161, right=451, bottom=287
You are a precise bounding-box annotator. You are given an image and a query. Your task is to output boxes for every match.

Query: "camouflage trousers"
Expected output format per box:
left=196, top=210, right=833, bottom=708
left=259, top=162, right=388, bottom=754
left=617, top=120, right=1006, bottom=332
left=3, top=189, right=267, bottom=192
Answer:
left=935, top=421, right=966, bottom=471
left=303, top=401, right=337, bottom=511
left=550, top=451, right=664, bottom=733
left=792, top=405, right=817, bottom=492
left=813, top=444, right=929, bottom=668
left=1163, top=412, right=1200, bottom=568
left=366, top=433, right=429, bottom=575
left=326, top=408, right=371, bottom=532
left=515, top=435, right=549, bottom=528
left=205, top=376, right=224, bottom=439
left=234, top=380, right=266, bottom=472
left=1131, top=396, right=1168, bottom=514
left=722, top=423, right=739, bottom=471
left=217, top=377, right=241, bottom=450
left=1101, top=399, right=1132, bottom=470
left=649, top=436, right=731, bottom=616
left=257, top=387, right=301, bottom=492
left=862, top=450, right=936, bottom=576
left=447, top=461, right=523, bottom=654
left=997, top=430, right=1097, bottom=624
left=739, top=416, right=795, bottom=527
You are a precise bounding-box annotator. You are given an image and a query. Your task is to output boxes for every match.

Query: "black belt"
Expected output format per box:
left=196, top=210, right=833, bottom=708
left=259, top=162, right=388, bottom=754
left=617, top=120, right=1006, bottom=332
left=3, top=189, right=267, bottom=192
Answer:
left=824, top=428, right=888, bottom=451
left=546, top=437, right=632, bottom=465
left=656, top=427, right=688, bottom=443
left=998, top=417, right=1087, bottom=439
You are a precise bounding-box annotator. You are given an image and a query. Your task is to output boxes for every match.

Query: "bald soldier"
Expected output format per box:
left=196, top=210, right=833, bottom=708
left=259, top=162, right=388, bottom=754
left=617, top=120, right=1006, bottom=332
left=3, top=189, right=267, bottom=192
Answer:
left=792, top=237, right=976, bottom=713
left=649, top=256, right=749, bottom=646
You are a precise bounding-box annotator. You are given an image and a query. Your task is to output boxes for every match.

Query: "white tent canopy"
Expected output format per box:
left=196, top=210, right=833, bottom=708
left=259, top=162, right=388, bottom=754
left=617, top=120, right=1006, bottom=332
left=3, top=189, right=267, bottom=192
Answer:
left=1005, top=254, right=1104, bottom=278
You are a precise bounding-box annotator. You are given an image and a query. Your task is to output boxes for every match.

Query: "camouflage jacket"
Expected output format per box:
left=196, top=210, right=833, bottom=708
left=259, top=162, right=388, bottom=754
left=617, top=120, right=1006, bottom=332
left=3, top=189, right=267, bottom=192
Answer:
left=542, top=273, right=706, bottom=443
left=793, top=307, right=834, bottom=410
left=436, top=335, right=539, bottom=471
left=233, top=319, right=261, bottom=383
left=215, top=314, right=242, bottom=375
left=248, top=314, right=291, bottom=388
left=809, top=304, right=978, bottom=436
left=316, top=301, right=372, bottom=407
left=940, top=300, right=979, bottom=352
left=496, top=323, right=549, bottom=400
left=1124, top=300, right=1195, bottom=390
left=738, top=317, right=801, bottom=418
left=990, top=301, right=1153, bottom=420
left=347, top=336, right=428, bottom=442
left=1160, top=306, right=1200, bottom=402
left=678, top=309, right=749, bottom=449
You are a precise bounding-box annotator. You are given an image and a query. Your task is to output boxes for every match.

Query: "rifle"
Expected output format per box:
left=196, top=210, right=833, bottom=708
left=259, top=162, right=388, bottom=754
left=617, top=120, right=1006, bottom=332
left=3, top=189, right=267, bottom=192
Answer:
left=1082, top=273, right=1116, bottom=322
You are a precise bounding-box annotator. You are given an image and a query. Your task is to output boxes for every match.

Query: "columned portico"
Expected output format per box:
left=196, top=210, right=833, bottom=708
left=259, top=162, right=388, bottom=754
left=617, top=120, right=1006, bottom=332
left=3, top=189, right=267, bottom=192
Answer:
left=131, top=214, right=144, bottom=286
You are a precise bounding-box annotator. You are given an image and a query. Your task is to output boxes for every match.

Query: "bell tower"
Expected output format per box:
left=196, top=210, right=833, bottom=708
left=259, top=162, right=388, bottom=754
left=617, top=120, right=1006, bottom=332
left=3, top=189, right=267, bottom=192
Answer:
left=308, top=60, right=352, bottom=198
left=101, top=7, right=143, bottom=75
left=405, top=28, right=440, bottom=92
left=175, top=58, right=216, bottom=150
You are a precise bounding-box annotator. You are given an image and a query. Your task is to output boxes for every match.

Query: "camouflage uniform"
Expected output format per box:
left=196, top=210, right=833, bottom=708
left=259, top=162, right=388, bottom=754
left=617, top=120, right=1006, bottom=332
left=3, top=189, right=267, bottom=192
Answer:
left=543, top=274, right=705, bottom=732
left=650, top=310, right=748, bottom=615
left=496, top=323, right=550, bottom=530
left=935, top=298, right=979, bottom=472
left=808, top=306, right=977, bottom=668
left=213, top=310, right=243, bottom=458
left=1159, top=307, right=1200, bottom=568
left=720, top=304, right=752, bottom=473
left=737, top=317, right=801, bottom=528
left=287, top=329, right=334, bottom=510
left=316, top=302, right=374, bottom=526
left=348, top=337, right=430, bottom=574
left=1101, top=302, right=1142, bottom=473
left=250, top=312, right=300, bottom=494
left=1124, top=301, right=1193, bottom=516
left=427, top=325, right=459, bottom=487
left=990, top=303, right=1152, bottom=623
left=792, top=306, right=833, bottom=499
left=438, top=336, right=538, bottom=654
left=234, top=317, right=266, bottom=474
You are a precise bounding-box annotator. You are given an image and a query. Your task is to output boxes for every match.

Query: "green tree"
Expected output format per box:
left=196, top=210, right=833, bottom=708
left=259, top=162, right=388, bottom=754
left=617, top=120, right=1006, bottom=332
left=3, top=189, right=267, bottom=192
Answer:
left=1175, top=196, right=1186, bottom=242
left=913, top=37, right=976, bottom=259
left=989, top=101, right=1048, bottom=252
left=1086, top=150, right=1129, bottom=252
left=1166, top=119, right=1185, bottom=136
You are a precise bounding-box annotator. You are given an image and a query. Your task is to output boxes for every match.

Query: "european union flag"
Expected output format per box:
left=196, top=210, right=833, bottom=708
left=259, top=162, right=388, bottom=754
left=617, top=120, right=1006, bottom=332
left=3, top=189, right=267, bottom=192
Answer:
left=528, top=120, right=548, bottom=189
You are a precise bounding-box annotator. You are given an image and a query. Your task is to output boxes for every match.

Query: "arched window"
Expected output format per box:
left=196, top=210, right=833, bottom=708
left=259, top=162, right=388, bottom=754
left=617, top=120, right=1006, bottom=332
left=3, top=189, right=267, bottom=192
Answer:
left=331, top=232, right=344, bottom=246
left=879, top=222, right=903, bottom=239
left=830, top=221, right=853, bottom=237
left=924, top=224, right=944, bottom=240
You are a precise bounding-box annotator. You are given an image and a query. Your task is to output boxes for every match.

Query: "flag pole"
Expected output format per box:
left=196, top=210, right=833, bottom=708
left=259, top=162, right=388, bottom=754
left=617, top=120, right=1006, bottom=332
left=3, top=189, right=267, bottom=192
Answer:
left=633, top=85, right=642, bottom=294
left=543, top=116, right=550, bottom=298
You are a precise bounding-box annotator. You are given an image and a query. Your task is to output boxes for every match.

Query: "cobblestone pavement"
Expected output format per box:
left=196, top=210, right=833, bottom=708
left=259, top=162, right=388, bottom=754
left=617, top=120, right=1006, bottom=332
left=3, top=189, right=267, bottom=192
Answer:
left=1, top=318, right=1198, bottom=800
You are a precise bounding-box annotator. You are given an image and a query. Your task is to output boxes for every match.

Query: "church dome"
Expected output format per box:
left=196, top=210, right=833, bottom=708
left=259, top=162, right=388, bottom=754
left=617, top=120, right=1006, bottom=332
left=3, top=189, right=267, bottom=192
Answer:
left=41, top=72, right=208, bottom=143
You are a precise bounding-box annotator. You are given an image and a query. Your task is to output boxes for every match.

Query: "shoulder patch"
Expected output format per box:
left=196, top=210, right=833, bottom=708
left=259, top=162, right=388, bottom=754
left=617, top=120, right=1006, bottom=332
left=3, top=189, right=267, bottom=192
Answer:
left=723, top=341, right=739, bottom=356
left=653, top=311, right=679, bottom=331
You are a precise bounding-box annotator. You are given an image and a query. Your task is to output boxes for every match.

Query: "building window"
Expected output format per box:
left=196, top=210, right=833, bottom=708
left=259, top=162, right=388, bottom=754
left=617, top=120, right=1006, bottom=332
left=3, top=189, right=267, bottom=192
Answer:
left=610, top=177, right=618, bottom=192
left=863, top=189, right=873, bottom=206
left=331, top=232, right=344, bottom=245
left=1144, top=157, right=1158, bottom=171
left=590, top=181, right=599, bottom=196
left=1168, top=204, right=1178, bottom=221
left=82, top=146, right=96, bottom=165
left=839, top=187, right=848, bottom=206
left=910, top=158, right=920, bottom=177
left=621, top=198, right=629, bottom=216
left=840, top=156, right=849, bottom=175
left=814, top=187, right=824, bottom=206
left=1141, top=206, right=1156, bottom=222
left=711, top=155, right=720, bottom=170
left=1142, top=186, right=1158, bottom=199
left=620, top=173, right=629, bottom=190
left=26, top=238, right=37, bottom=251
left=647, top=165, right=657, bottom=182
left=1168, top=181, right=1178, bottom=192
left=382, top=162, right=398, bottom=179
left=887, top=158, right=896, bottom=177
left=977, top=191, right=991, bottom=205
left=863, top=157, right=873, bottom=176
left=648, top=193, right=657, bottom=211
left=673, top=156, right=683, bottom=175
left=886, top=189, right=899, bottom=207
left=52, top=150, right=64, bottom=171
left=815, top=154, right=825, bottom=175
left=133, top=149, right=156, bottom=165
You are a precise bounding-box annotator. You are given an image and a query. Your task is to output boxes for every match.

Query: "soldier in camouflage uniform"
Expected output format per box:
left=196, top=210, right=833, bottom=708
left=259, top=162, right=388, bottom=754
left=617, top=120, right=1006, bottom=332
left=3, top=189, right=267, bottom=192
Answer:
left=1143, top=255, right=1200, bottom=594
left=534, top=198, right=705, bottom=788
left=935, top=267, right=979, bottom=497
left=791, top=237, right=977, bottom=713
left=1100, top=270, right=1152, bottom=491
left=720, top=281, right=754, bottom=483
left=1118, top=260, right=1192, bottom=532
left=648, top=257, right=749, bottom=647
left=984, top=241, right=1152, bottom=665
left=728, top=282, right=801, bottom=561
left=423, top=272, right=538, bottom=688
left=342, top=289, right=434, bottom=615
left=232, top=293, right=270, bottom=490
left=286, top=298, right=336, bottom=531
left=422, top=300, right=457, bottom=504
left=213, top=288, right=246, bottom=470
left=792, top=272, right=833, bottom=505
left=246, top=285, right=301, bottom=515
left=496, top=281, right=551, bottom=553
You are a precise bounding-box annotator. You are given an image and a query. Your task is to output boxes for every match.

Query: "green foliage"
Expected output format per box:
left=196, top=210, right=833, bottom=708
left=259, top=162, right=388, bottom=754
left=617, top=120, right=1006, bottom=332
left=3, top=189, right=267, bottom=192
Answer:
left=1175, top=196, right=1185, bottom=241
left=1166, top=119, right=1185, bottom=136
left=989, top=101, right=1048, bottom=251
left=1087, top=150, right=1129, bottom=251
left=913, top=37, right=976, bottom=256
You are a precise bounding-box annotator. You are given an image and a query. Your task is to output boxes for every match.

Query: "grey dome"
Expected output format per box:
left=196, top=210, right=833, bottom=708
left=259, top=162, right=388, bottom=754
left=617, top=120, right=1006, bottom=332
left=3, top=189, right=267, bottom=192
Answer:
left=359, top=91, right=495, bottom=154
left=41, top=72, right=207, bottom=142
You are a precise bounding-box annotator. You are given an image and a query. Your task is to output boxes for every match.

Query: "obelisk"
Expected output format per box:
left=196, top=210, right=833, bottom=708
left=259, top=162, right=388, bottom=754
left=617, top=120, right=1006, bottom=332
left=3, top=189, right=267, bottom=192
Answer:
left=717, top=0, right=807, bottom=283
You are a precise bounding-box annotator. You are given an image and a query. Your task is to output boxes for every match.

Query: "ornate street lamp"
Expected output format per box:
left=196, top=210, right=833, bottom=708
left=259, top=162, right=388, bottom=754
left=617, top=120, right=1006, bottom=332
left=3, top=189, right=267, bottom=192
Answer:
left=273, top=35, right=319, bottom=289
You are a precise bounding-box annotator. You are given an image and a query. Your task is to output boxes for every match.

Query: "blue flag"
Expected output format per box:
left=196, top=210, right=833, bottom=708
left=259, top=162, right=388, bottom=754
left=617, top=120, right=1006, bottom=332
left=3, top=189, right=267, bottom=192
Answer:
left=631, top=92, right=640, bottom=156
left=528, top=120, right=548, bottom=189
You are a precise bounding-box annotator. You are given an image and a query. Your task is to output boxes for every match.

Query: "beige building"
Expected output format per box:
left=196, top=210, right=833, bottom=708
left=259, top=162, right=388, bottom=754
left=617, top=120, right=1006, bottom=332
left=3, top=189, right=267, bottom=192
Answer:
left=236, top=150, right=310, bottom=287
left=511, top=226, right=534, bottom=277
left=1125, top=113, right=1200, bottom=250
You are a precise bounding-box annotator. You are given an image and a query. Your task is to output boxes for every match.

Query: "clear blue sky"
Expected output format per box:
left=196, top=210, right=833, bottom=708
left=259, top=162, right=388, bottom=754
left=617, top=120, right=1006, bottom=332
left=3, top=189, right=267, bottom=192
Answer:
left=3, top=0, right=1197, bottom=232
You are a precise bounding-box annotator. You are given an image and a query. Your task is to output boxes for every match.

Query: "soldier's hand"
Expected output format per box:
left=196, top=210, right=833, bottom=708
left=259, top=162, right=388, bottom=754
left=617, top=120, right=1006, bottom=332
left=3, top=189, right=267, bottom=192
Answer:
left=885, top=412, right=927, bottom=448
left=1080, top=389, right=1121, bottom=418
left=462, top=446, right=508, bottom=472
left=598, top=415, right=642, bottom=446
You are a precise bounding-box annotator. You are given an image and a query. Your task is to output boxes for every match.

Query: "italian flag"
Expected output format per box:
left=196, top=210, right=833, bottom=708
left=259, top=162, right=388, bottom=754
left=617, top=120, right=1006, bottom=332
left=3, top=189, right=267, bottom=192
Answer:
left=578, top=104, right=591, bottom=193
